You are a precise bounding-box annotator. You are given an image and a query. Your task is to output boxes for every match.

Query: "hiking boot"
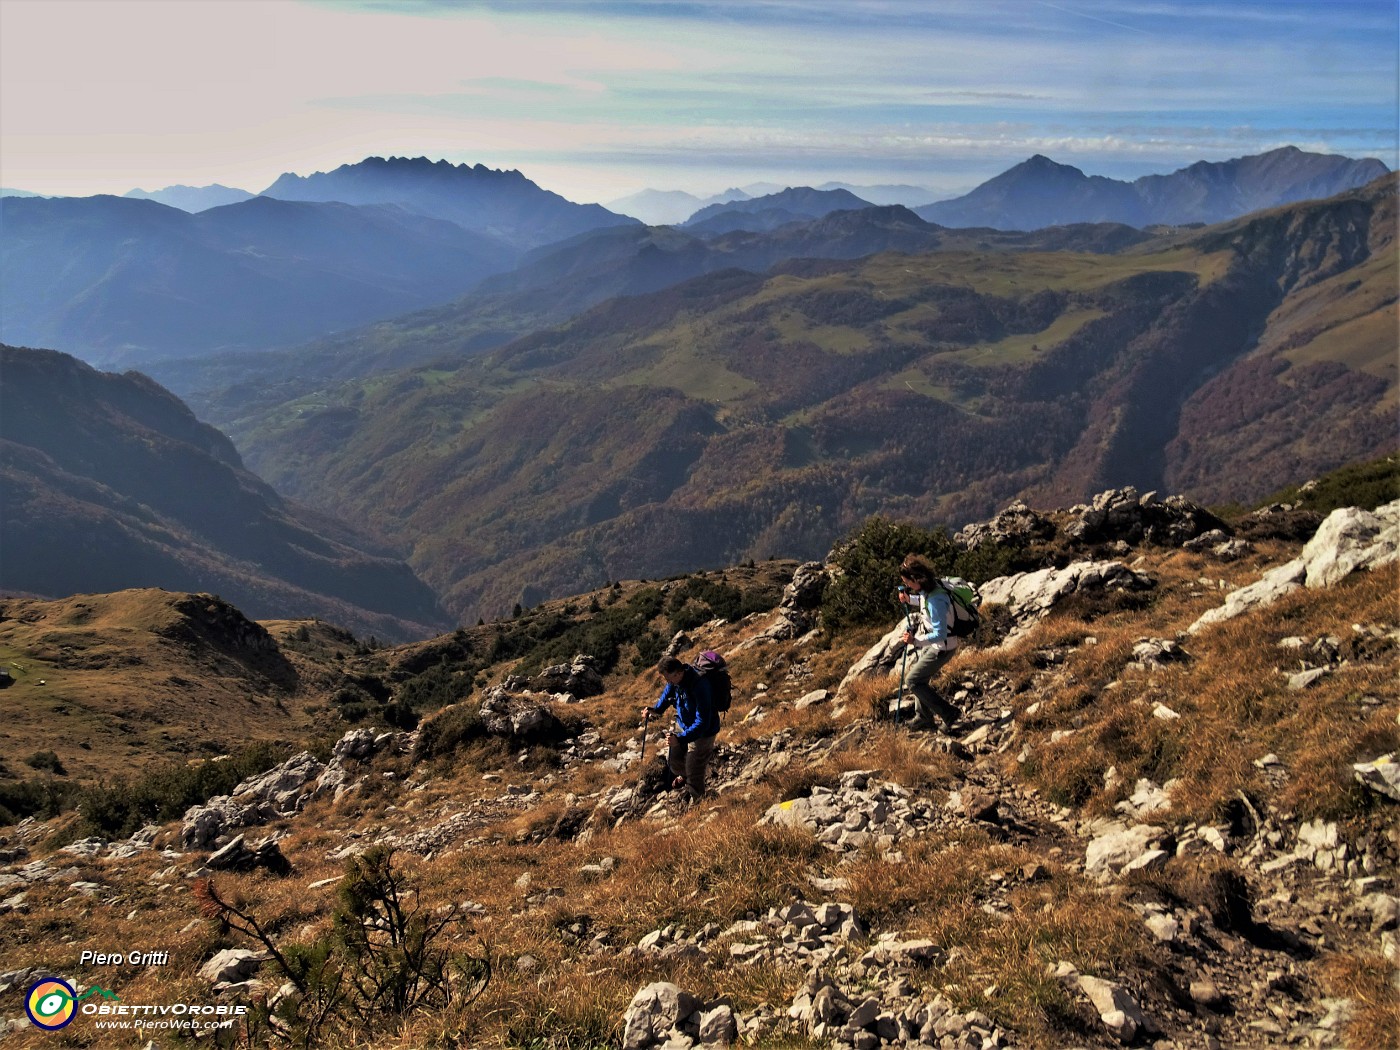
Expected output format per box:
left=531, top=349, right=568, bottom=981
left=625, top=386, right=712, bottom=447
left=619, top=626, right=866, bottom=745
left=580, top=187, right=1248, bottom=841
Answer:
left=903, top=716, right=936, bottom=731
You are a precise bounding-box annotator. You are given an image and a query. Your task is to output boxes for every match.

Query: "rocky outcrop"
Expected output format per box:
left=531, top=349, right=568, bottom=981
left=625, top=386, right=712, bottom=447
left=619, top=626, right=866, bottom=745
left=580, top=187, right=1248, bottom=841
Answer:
left=203, top=834, right=291, bottom=876
left=621, top=982, right=704, bottom=1049
left=503, top=654, right=604, bottom=700
left=1075, top=973, right=1152, bottom=1044
left=978, top=561, right=1153, bottom=641
left=838, top=576, right=1149, bottom=691
left=953, top=488, right=1225, bottom=555
left=761, top=771, right=936, bottom=856
left=1354, top=754, right=1400, bottom=802
left=180, top=730, right=409, bottom=849
left=1190, top=500, right=1399, bottom=633
left=736, top=562, right=828, bottom=649
left=954, top=500, right=1055, bottom=551
left=478, top=688, right=571, bottom=739
left=198, top=948, right=267, bottom=984
left=1084, top=822, right=1171, bottom=879
left=835, top=625, right=907, bottom=697
left=1184, top=528, right=1254, bottom=560
left=1063, top=488, right=1226, bottom=547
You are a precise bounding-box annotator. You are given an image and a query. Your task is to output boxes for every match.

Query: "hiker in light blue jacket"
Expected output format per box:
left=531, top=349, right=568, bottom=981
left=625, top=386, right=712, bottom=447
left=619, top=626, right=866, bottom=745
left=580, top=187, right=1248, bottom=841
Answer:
left=897, top=554, right=962, bottom=731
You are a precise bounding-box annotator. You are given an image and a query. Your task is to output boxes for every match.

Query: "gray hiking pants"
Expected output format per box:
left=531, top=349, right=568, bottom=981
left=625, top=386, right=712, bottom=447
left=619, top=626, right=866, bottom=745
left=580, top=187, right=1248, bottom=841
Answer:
left=903, top=645, right=960, bottom=727
left=667, top=732, right=716, bottom=800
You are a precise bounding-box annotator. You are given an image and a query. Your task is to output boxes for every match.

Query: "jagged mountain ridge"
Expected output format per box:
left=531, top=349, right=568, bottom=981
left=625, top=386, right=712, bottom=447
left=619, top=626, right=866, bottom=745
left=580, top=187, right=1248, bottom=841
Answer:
left=918, top=146, right=1389, bottom=230
left=260, top=155, right=638, bottom=250
left=0, top=346, right=449, bottom=641
left=229, top=177, right=1397, bottom=621
left=0, top=194, right=510, bottom=365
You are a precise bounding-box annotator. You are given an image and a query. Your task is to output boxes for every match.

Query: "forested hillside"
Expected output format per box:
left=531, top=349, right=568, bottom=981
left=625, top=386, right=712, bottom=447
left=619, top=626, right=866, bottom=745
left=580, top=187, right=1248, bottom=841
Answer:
left=227, top=177, right=1397, bottom=621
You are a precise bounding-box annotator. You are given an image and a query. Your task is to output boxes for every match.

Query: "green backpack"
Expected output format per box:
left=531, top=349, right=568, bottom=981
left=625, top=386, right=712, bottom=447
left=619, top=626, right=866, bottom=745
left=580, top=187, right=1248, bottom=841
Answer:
left=937, top=577, right=982, bottom=638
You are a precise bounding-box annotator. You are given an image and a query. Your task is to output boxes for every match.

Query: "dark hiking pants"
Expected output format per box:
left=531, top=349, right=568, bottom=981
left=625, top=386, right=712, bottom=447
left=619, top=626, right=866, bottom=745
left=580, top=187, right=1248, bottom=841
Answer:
left=903, top=645, right=960, bottom=727
left=667, top=732, right=716, bottom=801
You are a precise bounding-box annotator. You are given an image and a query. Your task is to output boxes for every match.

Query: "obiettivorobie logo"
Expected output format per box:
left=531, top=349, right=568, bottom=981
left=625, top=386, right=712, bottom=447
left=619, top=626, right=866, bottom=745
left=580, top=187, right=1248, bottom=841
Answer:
left=25, top=975, right=246, bottom=1034
left=25, top=979, right=117, bottom=1031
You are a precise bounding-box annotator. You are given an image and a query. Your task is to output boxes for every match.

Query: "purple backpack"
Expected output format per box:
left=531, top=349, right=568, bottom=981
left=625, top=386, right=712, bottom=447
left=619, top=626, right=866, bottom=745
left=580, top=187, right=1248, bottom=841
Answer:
left=692, top=650, right=732, bottom=715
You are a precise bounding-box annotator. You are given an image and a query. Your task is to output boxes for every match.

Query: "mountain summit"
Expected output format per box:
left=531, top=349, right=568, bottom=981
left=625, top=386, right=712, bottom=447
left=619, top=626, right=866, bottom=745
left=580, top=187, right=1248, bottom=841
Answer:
left=261, top=155, right=638, bottom=250
left=683, top=186, right=876, bottom=233
left=919, top=146, right=1390, bottom=230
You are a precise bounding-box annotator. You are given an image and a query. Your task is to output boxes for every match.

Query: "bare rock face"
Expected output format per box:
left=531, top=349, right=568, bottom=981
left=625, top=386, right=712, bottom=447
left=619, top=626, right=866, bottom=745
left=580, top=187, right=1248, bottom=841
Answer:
left=761, top=771, right=934, bottom=856
left=180, top=730, right=409, bottom=848
left=1190, top=500, right=1399, bottom=633
left=784, top=562, right=829, bottom=611
left=955, top=500, right=1056, bottom=551
left=1129, top=637, right=1190, bottom=671
left=835, top=624, right=906, bottom=697
left=479, top=688, right=569, bottom=739
left=1085, top=823, right=1170, bottom=879
left=736, top=562, right=829, bottom=649
left=1076, top=974, right=1151, bottom=1043
left=197, top=948, right=267, bottom=985
left=205, top=834, right=291, bottom=876
left=622, top=982, right=701, bottom=1050
left=1063, top=488, right=1226, bottom=548
left=1296, top=499, right=1400, bottom=587
left=504, top=654, right=604, bottom=699
left=978, top=560, right=1154, bottom=642
left=1354, top=753, right=1400, bottom=801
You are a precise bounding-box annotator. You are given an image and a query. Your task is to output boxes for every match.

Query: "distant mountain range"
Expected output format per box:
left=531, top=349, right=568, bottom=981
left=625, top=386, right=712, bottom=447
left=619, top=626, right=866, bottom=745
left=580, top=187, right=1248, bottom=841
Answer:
left=0, top=346, right=448, bottom=641
left=220, top=175, right=1396, bottom=620
left=606, top=182, right=937, bottom=225
left=5, top=147, right=1385, bottom=368
left=124, top=183, right=255, bottom=211
left=917, top=147, right=1389, bottom=230
left=682, top=187, right=875, bottom=234
left=604, top=187, right=752, bottom=226
left=0, top=194, right=510, bottom=364
left=151, top=207, right=1150, bottom=424
left=815, top=182, right=940, bottom=207
left=260, top=155, right=637, bottom=250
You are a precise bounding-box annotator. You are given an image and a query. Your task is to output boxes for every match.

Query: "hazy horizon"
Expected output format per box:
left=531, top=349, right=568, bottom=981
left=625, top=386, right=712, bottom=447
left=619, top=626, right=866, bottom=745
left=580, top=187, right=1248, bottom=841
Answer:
left=2, top=0, right=1396, bottom=206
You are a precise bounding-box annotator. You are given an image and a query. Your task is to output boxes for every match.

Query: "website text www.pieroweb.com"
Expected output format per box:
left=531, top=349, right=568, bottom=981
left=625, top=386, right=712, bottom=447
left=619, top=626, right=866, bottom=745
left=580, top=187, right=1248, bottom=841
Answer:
left=25, top=974, right=249, bottom=1033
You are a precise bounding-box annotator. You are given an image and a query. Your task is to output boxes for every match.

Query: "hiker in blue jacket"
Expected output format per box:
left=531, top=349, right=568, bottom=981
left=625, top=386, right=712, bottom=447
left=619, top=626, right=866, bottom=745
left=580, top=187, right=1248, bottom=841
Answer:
left=646, top=655, right=720, bottom=801
left=897, top=554, right=962, bottom=732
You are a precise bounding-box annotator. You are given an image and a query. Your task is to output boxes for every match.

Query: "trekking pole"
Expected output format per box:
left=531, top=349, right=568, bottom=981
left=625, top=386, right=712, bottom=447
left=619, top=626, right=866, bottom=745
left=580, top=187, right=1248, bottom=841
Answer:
left=636, top=709, right=651, bottom=796
left=894, top=591, right=916, bottom=725
left=896, top=642, right=908, bottom=725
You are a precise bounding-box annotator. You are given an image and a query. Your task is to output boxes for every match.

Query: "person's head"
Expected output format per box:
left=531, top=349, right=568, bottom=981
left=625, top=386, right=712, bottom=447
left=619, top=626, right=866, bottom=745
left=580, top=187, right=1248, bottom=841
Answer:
left=655, top=655, right=687, bottom=685
left=898, top=554, right=936, bottom=592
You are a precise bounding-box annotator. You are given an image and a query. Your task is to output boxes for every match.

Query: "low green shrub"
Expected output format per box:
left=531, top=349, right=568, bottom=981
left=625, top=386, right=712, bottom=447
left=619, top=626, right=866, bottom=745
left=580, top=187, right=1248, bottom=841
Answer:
left=202, top=846, right=490, bottom=1048
left=25, top=750, right=66, bottom=775
left=74, top=741, right=295, bottom=838
left=821, top=516, right=1023, bottom=629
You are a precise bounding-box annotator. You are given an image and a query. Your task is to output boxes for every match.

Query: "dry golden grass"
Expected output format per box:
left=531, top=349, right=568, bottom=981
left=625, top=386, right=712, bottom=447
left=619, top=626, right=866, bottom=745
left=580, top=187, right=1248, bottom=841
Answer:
left=0, top=590, right=340, bottom=781
left=1320, top=950, right=1400, bottom=1050
left=987, top=557, right=1397, bottom=827
left=2, top=542, right=1394, bottom=1049
left=842, top=835, right=1155, bottom=1046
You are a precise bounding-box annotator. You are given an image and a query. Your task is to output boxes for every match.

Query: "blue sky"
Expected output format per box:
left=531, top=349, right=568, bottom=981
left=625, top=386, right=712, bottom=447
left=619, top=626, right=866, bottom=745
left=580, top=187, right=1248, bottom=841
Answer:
left=1, top=0, right=1394, bottom=203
